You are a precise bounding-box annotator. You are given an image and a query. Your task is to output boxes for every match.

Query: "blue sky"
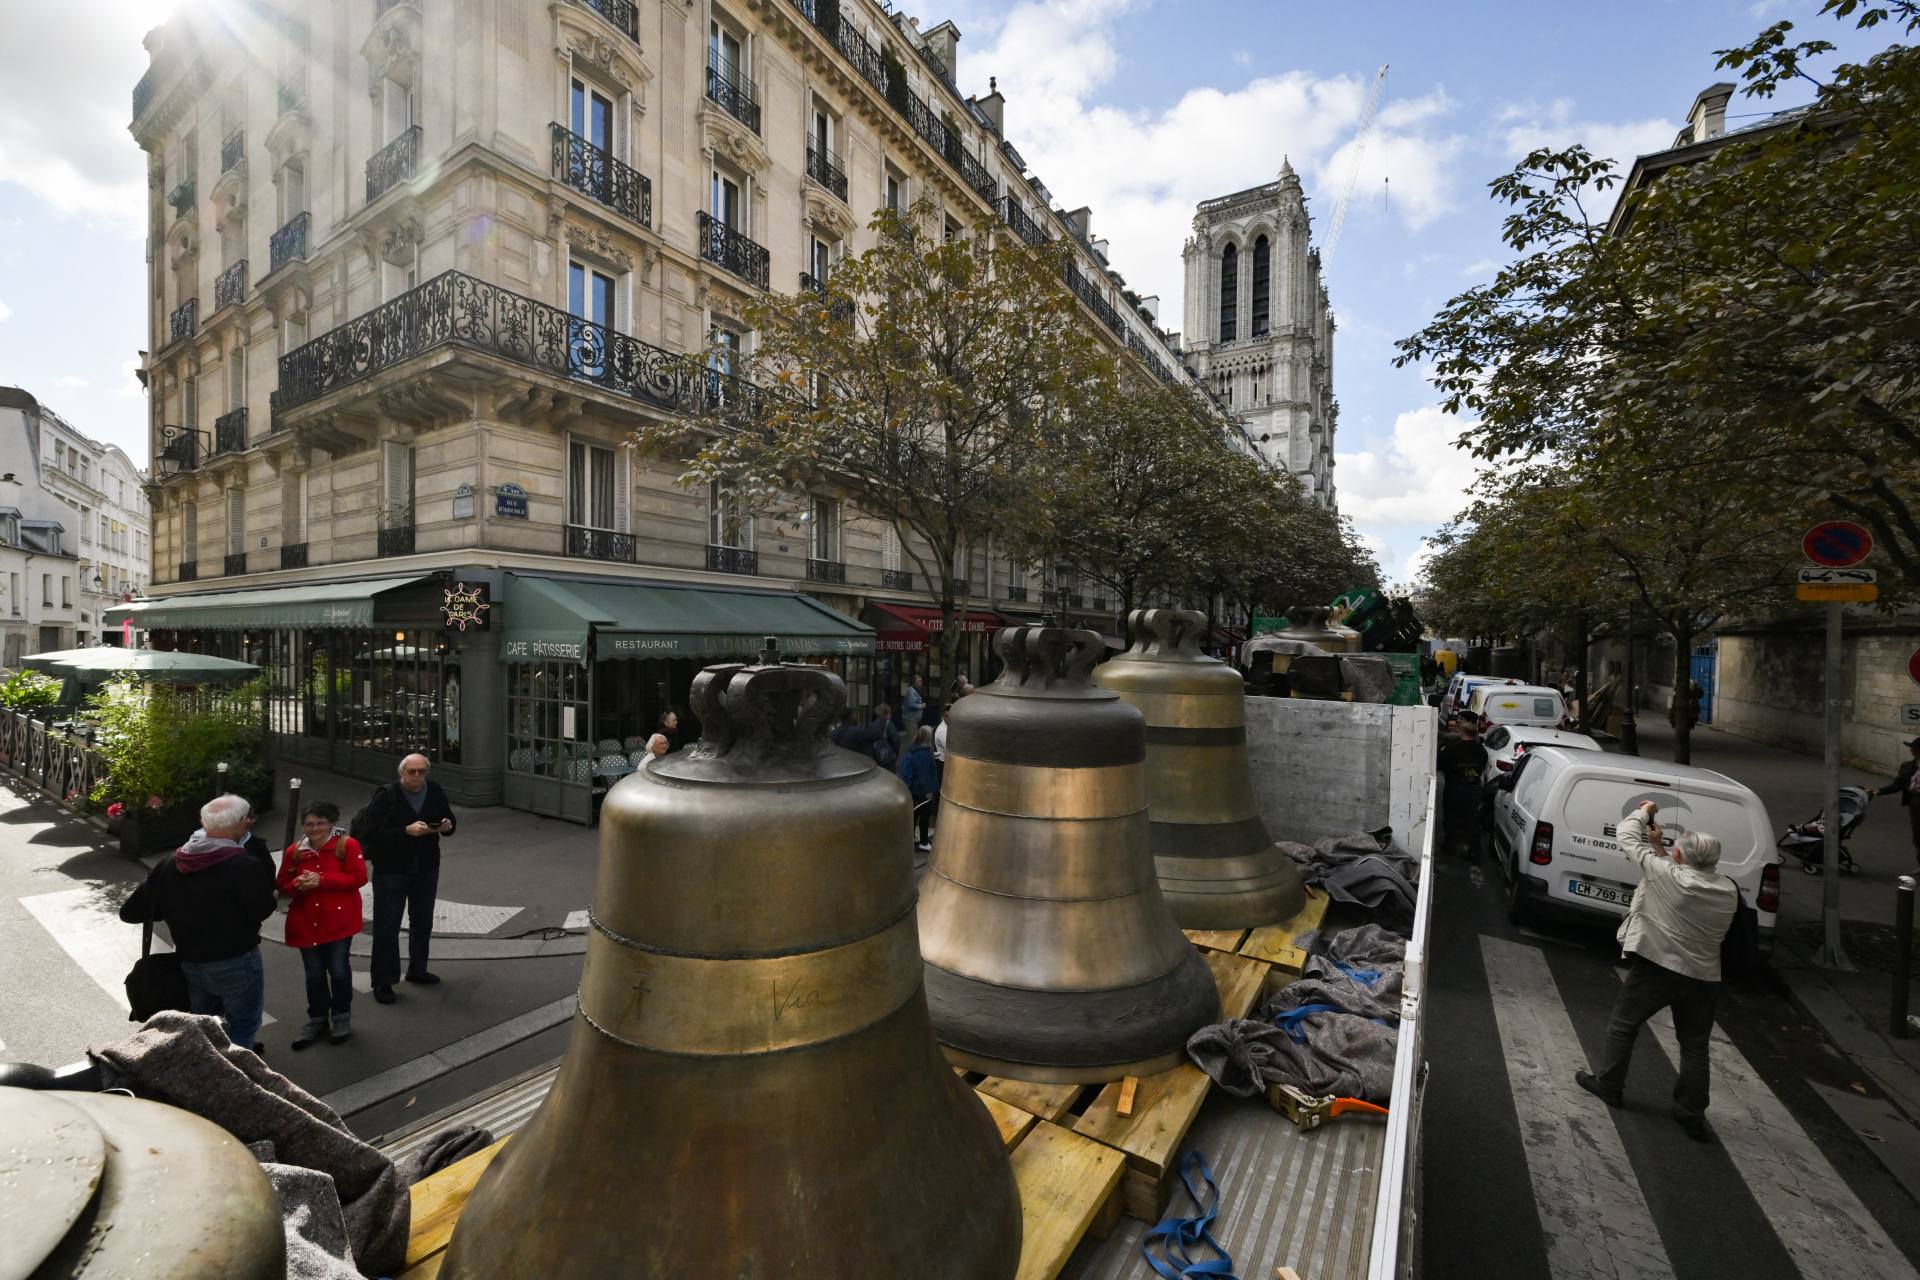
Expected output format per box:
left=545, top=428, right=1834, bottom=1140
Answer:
left=0, top=0, right=1890, bottom=585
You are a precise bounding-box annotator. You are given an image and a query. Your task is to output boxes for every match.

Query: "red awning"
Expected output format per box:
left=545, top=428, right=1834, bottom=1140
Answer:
left=862, top=603, right=1012, bottom=652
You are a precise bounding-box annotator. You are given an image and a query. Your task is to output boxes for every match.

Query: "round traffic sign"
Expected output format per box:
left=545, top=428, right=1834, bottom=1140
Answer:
left=1804, top=521, right=1874, bottom=568
left=1909, top=646, right=1920, bottom=688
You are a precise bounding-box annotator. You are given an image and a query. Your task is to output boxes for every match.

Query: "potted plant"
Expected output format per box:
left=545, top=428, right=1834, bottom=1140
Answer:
left=88, top=678, right=272, bottom=857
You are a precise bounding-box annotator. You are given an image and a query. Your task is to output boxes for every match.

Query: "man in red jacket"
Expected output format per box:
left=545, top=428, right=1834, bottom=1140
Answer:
left=278, top=800, right=369, bottom=1049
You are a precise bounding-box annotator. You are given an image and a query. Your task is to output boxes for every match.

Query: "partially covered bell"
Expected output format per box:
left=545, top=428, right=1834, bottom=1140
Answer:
left=920, top=626, right=1219, bottom=1083
left=1095, top=608, right=1308, bottom=929
left=441, top=644, right=1020, bottom=1279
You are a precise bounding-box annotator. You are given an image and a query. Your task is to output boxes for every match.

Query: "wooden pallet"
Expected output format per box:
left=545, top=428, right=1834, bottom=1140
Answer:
left=1239, top=886, right=1329, bottom=999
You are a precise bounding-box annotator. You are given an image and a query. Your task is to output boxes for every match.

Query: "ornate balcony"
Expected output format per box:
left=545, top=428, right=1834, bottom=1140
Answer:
left=366, top=125, right=420, bottom=204
left=177, top=561, right=198, bottom=582
left=1006, top=586, right=1027, bottom=602
left=277, top=79, right=306, bottom=116
left=166, top=179, right=196, bottom=219
left=377, top=525, right=416, bottom=557
left=881, top=568, right=913, bottom=591
left=566, top=524, right=637, bottom=563
left=570, top=0, right=638, bottom=40
left=214, top=260, right=247, bottom=310
left=806, top=558, right=846, bottom=585
left=550, top=123, right=651, bottom=228
left=1064, top=265, right=1127, bottom=335
left=169, top=298, right=197, bottom=343
left=998, top=197, right=1048, bottom=248
left=280, top=542, right=308, bottom=570
left=223, top=551, right=248, bottom=577
left=798, top=273, right=853, bottom=324
left=269, top=213, right=309, bottom=274
left=220, top=129, right=245, bottom=174
left=707, top=544, right=759, bottom=575
left=705, top=58, right=760, bottom=133
left=696, top=213, right=769, bottom=289
left=806, top=144, right=847, bottom=202
left=213, top=407, right=247, bottom=455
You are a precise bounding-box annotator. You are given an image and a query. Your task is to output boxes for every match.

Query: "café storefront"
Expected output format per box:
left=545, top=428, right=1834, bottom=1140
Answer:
left=860, top=603, right=1013, bottom=708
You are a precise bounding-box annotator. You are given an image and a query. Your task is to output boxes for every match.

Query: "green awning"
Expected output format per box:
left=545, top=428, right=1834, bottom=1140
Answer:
left=104, top=576, right=430, bottom=632
left=502, top=574, right=874, bottom=664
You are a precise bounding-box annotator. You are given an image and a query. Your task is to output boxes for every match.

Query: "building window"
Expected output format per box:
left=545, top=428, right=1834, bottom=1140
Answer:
left=810, top=235, right=834, bottom=284
left=568, top=439, right=624, bottom=532
left=809, top=496, right=839, bottom=561
left=709, top=17, right=745, bottom=87
left=381, top=77, right=415, bottom=144
left=60, top=576, right=70, bottom=607
left=711, top=169, right=743, bottom=232
left=881, top=523, right=902, bottom=572
left=571, top=75, right=615, bottom=155
left=183, top=501, right=198, bottom=564
left=944, top=215, right=963, bottom=242
left=278, top=158, right=306, bottom=224
left=1219, top=243, right=1238, bottom=343
left=229, top=345, right=246, bottom=409
left=708, top=480, right=752, bottom=550
left=507, top=660, right=592, bottom=784
left=99, top=515, right=108, bottom=545
left=1252, top=235, right=1270, bottom=337
left=709, top=326, right=741, bottom=376
left=7, top=573, right=17, bottom=617
left=884, top=166, right=903, bottom=213
left=227, top=489, right=246, bottom=555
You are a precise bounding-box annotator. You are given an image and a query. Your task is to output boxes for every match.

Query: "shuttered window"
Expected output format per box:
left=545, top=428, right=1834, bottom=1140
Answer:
left=183, top=501, right=198, bottom=560
left=383, top=441, right=415, bottom=526
left=227, top=489, right=246, bottom=554
left=881, top=524, right=902, bottom=571
left=228, top=347, right=245, bottom=410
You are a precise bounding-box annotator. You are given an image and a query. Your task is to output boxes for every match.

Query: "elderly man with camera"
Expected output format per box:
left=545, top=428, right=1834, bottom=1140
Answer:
left=1575, top=799, right=1738, bottom=1142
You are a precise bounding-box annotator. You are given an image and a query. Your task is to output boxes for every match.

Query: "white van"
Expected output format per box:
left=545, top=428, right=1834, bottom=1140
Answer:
left=1467, top=683, right=1568, bottom=732
left=1491, top=747, right=1781, bottom=942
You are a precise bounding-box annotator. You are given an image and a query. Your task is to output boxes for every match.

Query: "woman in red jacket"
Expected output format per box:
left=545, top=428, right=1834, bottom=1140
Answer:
left=278, top=800, right=369, bottom=1050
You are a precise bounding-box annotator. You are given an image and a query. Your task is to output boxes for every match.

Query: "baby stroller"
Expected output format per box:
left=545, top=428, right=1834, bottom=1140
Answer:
left=1777, top=785, right=1870, bottom=875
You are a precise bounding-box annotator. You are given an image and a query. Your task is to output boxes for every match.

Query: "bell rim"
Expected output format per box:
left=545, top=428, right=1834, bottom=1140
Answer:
left=940, top=1044, right=1192, bottom=1084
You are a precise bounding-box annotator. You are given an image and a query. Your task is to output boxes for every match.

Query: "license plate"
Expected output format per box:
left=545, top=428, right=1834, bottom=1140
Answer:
left=1568, top=879, right=1632, bottom=907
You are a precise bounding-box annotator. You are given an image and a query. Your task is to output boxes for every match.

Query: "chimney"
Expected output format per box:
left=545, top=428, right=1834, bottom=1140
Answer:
left=1138, top=295, right=1160, bottom=322
left=923, top=20, right=960, bottom=80
left=976, top=76, right=1004, bottom=134
left=1688, top=82, right=1735, bottom=143
left=1066, top=206, right=1092, bottom=239
left=1091, top=237, right=1110, bottom=263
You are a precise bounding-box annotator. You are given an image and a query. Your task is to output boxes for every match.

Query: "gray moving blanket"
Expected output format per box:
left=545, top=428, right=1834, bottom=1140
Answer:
left=1187, top=925, right=1405, bottom=1102
left=1279, top=831, right=1420, bottom=928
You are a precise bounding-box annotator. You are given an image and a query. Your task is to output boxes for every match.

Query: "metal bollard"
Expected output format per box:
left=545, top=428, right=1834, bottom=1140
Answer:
left=1894, top=876, right=1915, bottom=1039
left=216, top=761, right=229, bottom=797
left=283, top=777, right=303, bottom=848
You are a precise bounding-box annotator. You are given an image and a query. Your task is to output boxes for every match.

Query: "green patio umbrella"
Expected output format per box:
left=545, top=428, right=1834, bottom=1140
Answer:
left=25, top=647, right=260, bottom=683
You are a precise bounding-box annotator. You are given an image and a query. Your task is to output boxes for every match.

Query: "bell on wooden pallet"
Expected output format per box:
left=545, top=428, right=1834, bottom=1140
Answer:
left=1094, top=608, right=1308, bottom=930
left=1275, top=604, right=1356, bottom=652
left=440, top=642, right=1020, bottom=1280
left=919, top=626, right=1219, bottom=1084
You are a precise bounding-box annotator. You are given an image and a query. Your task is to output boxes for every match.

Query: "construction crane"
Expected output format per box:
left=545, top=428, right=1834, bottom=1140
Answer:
left=1322, top=64, right=1388, bottom=269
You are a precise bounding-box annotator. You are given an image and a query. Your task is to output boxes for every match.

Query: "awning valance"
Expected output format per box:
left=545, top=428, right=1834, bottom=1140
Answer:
left=501, top=575, right=875, bottom=665
left=104, top=576, right=432, bottom=632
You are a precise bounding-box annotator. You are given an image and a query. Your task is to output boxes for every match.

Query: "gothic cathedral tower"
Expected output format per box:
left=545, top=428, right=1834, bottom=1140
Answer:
left=1180, top=159, right=1336, bottom=507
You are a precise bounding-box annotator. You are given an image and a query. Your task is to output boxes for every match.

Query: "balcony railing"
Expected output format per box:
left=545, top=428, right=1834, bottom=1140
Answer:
left=806, top=558, right=846, bottom=584
left=550, top=123, right=651, bottom=228
left=177, top=561, right=198, bottom=582
left=280, top=542, right=308, bottom=570
left=366, top=125, right=420, bottom=204
left=224, top=551, right=248, bottom=577
left=696, top=213, right=770, bottom=289
left=798, top=273, right=854, bottom=324
left=705, top=58, right=760, bottom=134
left=166, top=180, right=196, bottom=219
left=221, top=129, right=245, bottom=174
left=570, top=0, right=638, bottom=41
left=806, top=144, right=847, bottom=202
left=269, top=213, right=309, bottom=274
left=274, top=270, right=763, bottom=419
left=213, top=407, right=247, bottom=455
left=169, top=299, right=197, bottom=343
left=998, top=197, right=1048, bottom=249
left=378, top=525, right=416, bottom=557
left=277, top=79, right=306, bottom=116
left=881, top=568, right=912, bottom=591
left=215, top=260, right=247, bottom=310
left=567, top=524, right=637, bottom=563
left=1006, top=586, right=1027, bottom=602
left=1065, top=264, right=1127, bottom=336
left=708, top=544, right=758, bottom=575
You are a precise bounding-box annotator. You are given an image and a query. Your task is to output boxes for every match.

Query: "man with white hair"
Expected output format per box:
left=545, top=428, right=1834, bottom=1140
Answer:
left=119, top=794, right=278, bottom=1052
left=1575, top=799, right=1738, bottom=1141
left=362, top=753, right=458, bottom=1003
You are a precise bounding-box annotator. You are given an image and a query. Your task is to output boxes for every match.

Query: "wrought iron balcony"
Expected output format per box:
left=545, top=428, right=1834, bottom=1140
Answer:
left=214, top=260, right=247, bottom=310
left=570, top=0, right=638, bottom=41
left=566, top=524, right=637, bottom=563
left=220, top=129, right=245, bottom=174
left=705, top=58, right=760, bottom=134
left=269, top=213, right=309, bottom=274
left=1064, top=265, right=1127, bottom=335
left=707, top=544, right=758, bottom=575
left=169, top=298, right=197, bottom=343
left=277, top=79, right=306, bottom=116
left=550, top=123, right=651, bottom=228
left=224, top=551, right=248, bottom=576
left=1006, top=586, right=1027, bottom=602
left=213, top=407, right=247, bottom=455
left=997, top=197, right=1048, bottom=249
left=806, top=558, right=846, bottom=585
left=696, top=213, right=769, bottom=289
left=177, top=561, right=198, bottom=582
left=366, top=125, right=420, bottom=204
left=881, top=568, right=913, bottom=591
left=806, top=144, right=847, bottom=202
left=280, top=542, right=308, bottom=570
left=166, top=180, right=196, bottom=219
left=378, top=525, right=416, bottom=557
left=798, top=273, right=854, bottom=324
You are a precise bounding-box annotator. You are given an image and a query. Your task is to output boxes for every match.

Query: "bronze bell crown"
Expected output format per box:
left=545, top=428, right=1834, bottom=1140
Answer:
left=919, top=626, right=1220, bottom=1083
left=440, top=643, right=1021, bottom=1279
left=1095, top=608, right=1308, bottom=929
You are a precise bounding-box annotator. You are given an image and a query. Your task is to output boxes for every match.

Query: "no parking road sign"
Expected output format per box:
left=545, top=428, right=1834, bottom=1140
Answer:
left=1803, top=520, right=1874, bottom=568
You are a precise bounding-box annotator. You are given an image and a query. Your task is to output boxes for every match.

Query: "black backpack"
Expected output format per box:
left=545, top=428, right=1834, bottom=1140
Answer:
left=348, top=784, right=392, bottom=849
left=1722, top=880, right=1762, bottom=977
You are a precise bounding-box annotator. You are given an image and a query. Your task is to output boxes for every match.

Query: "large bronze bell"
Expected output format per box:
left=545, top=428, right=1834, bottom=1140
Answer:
left=441, top=645, right=1020, bottom=1279
left=1095, top=609, right=1308, bottom=929
left=919, top=627, right=1220, bottom=1083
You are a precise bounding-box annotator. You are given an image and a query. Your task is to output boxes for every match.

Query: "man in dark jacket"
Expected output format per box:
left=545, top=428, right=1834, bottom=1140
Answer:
left=1871, top=737, right=1920, bottom=865
left=1437, top=715, right=1485, bottom=858
left=119, top=793, right=277, bottom=1051
left=363, top=753, right=457, bottom=1003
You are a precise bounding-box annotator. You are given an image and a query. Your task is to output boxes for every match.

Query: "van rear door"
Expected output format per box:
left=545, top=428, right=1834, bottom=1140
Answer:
left=1558, top=775, right=1766, bottom=905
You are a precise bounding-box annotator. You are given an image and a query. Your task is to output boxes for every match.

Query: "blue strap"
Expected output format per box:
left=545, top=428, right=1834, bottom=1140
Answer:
left=1272, top=1002, right=1344, bottom=1045
left=1331, top=960, right=1381, bottom=986
left=1141, top=1150, right=1239, bottom=1279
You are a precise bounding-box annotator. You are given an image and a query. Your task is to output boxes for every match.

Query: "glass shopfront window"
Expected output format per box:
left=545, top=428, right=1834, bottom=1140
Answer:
left=507, top=660, right=593, bottom=784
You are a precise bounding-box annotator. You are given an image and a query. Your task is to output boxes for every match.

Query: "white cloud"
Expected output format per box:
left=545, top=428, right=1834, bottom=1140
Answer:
left=1334, top=405, right=1488, bottom=529
left=0, top=298, right=12, bottom=323
left=50, top=375, right=91, bottom=389
left=1460, top=257, right=1499, bottom=278
left=114, top=357, right=145, bottom=399
left=1498, top=99, right=1680, bottom=174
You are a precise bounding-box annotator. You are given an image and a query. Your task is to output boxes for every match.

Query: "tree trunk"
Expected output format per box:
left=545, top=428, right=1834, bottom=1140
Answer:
left=1671, top=623, right=1694, bottom=766
left=938, top=588, right=965, bottom=710
left=1572, top=609, right=1590, bottom=732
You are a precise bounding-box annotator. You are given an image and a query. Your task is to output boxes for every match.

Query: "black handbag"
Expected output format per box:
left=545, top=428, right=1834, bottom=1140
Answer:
left=124, top=863, right=190, bottom=1021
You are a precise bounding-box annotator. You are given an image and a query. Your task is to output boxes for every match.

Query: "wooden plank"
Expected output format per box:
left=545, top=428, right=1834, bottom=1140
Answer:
left=1240, top=886, right=1329, bottom=973
left=1115, top=1077, right=1139, bottom=1118
left=1010, top=1121, right=1127, bottom=1280
left=976, top=1076, right=1087, bottom=1123
left=1183, top=927, right=1249, bottom=954
left=404, top=1135, right=511, bottom=1269
left=1204, top=947, right=1269, bottom=1021
left=978, top=1091, right=1041, bottom=1148
left=1073, top=1062, right=1211, bottom=1183
left=398, top=1257, right=443, bottom=1280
